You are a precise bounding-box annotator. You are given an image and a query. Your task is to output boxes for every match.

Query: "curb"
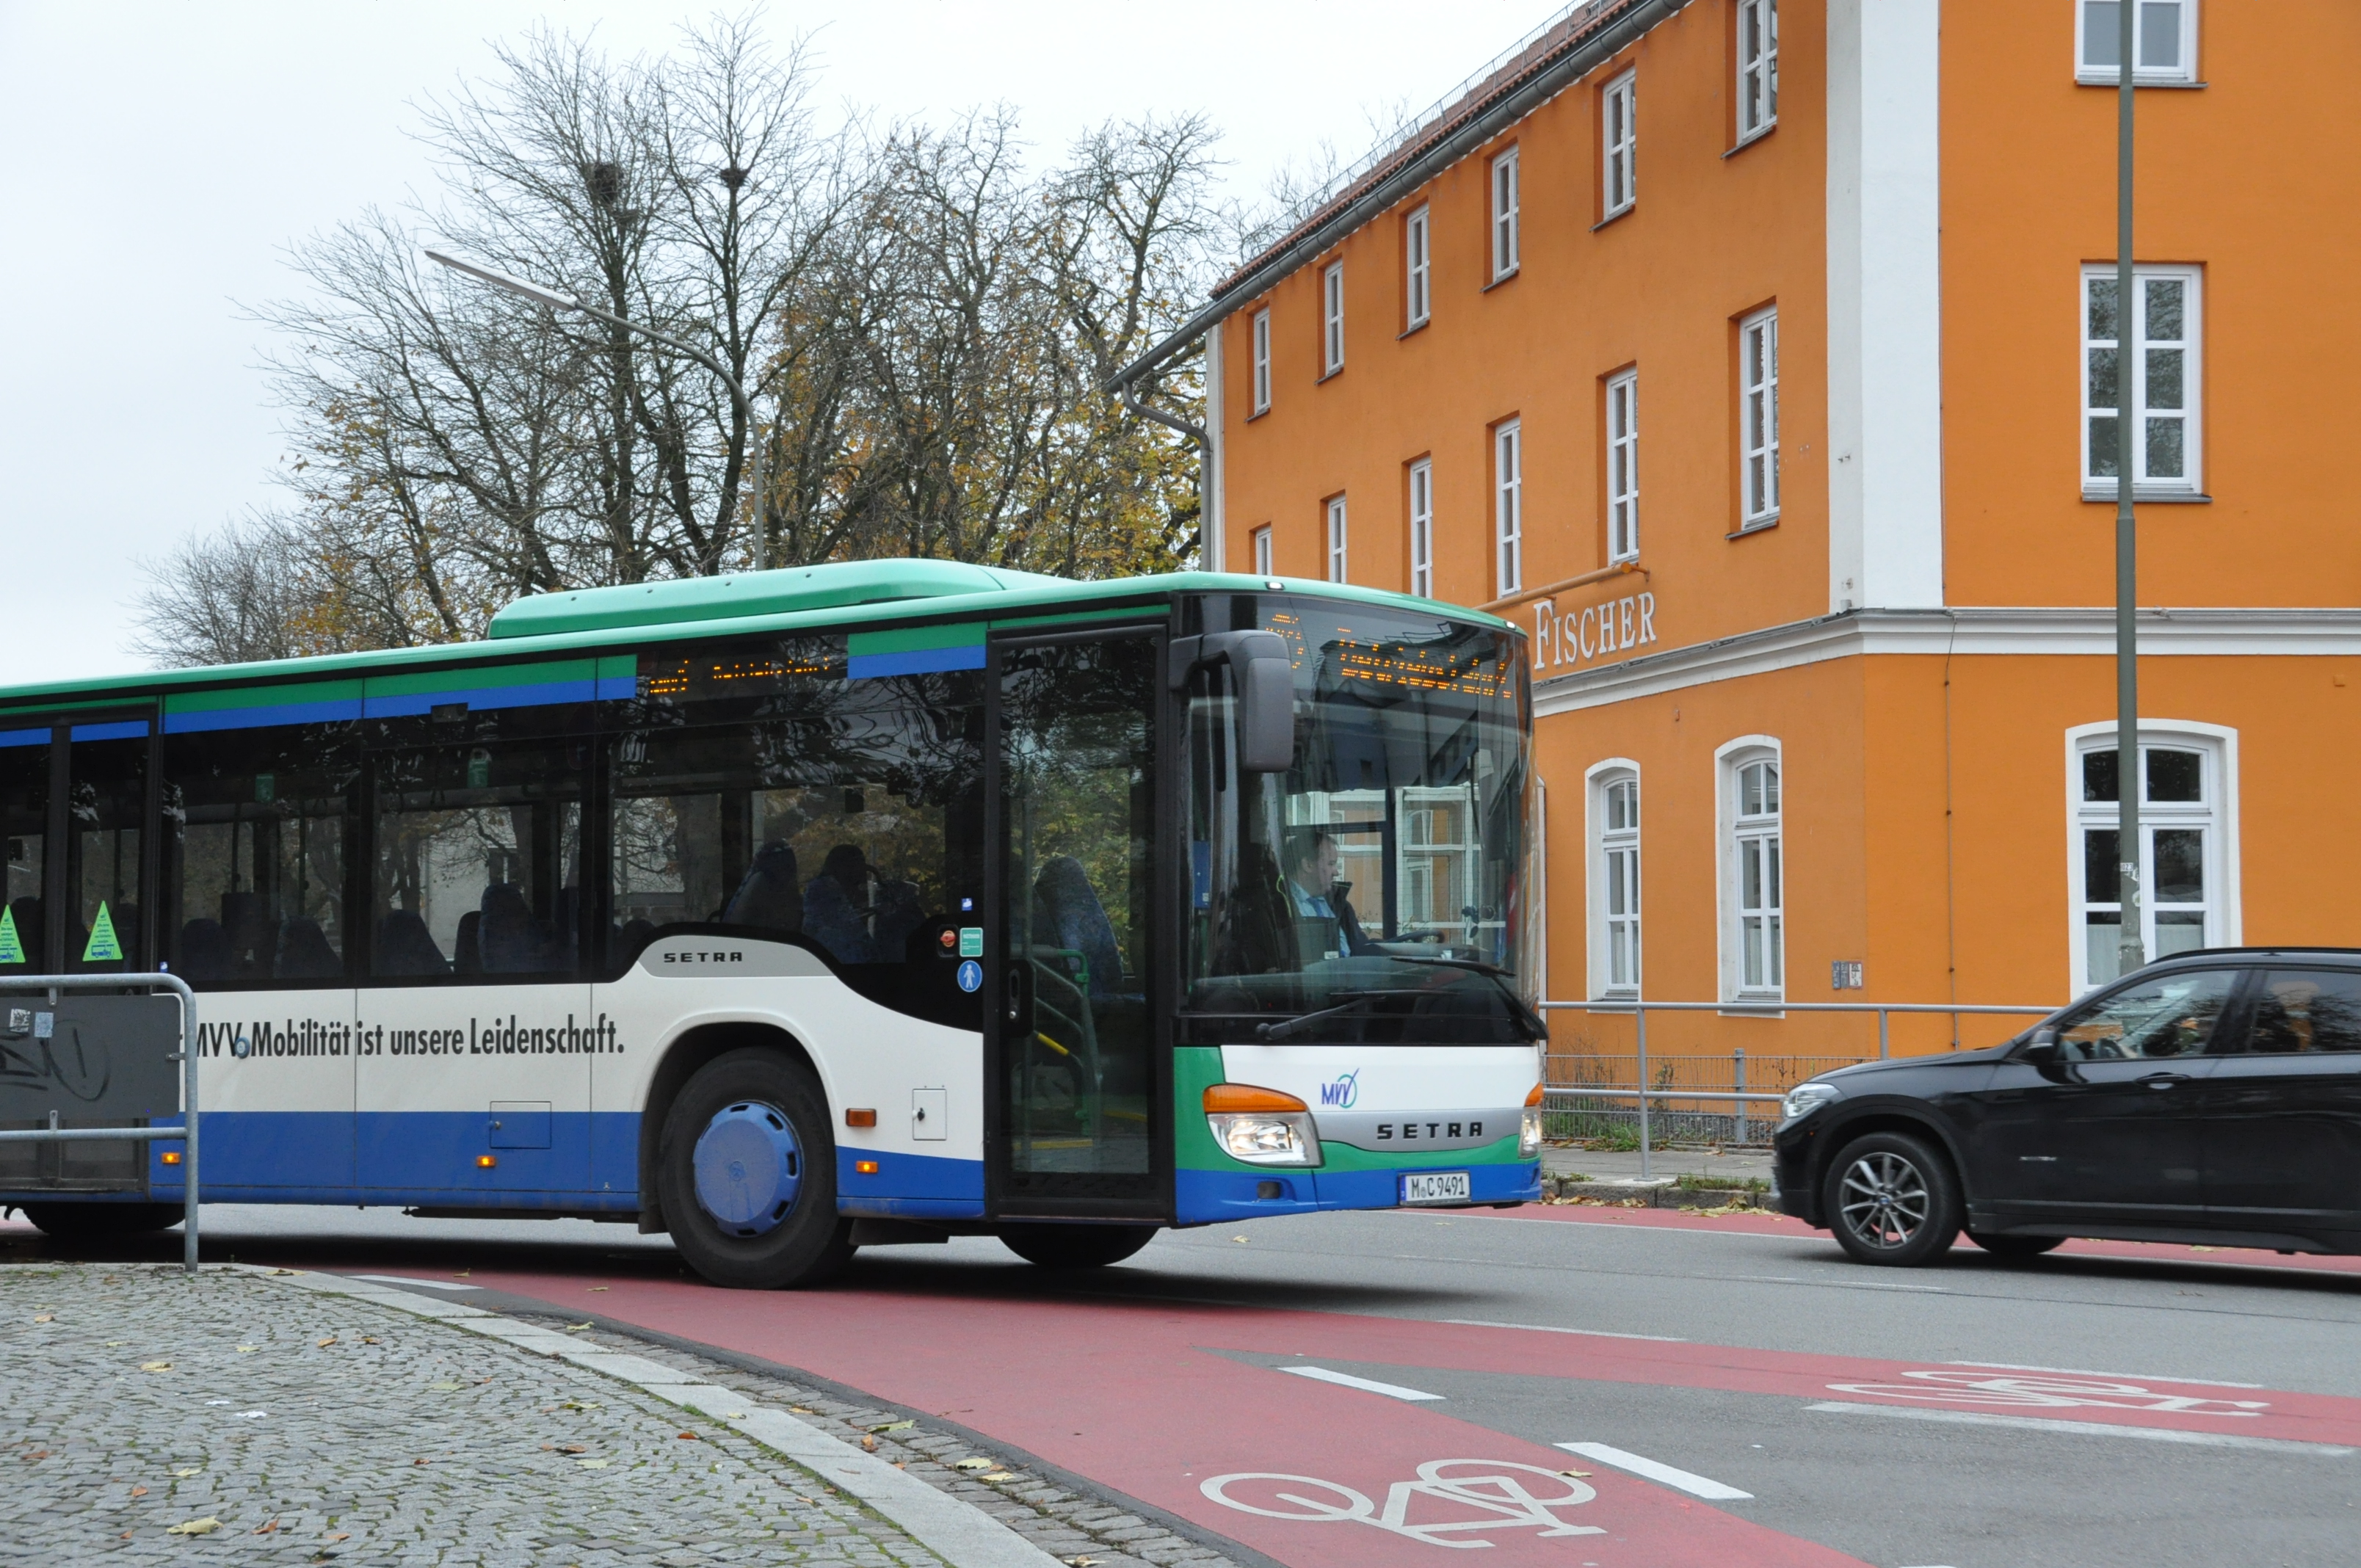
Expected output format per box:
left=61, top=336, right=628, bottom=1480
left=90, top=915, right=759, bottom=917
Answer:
left=1545, top=1177, right=1767, bottom=1209
left=258, top=1266, right=1062, bottom=1568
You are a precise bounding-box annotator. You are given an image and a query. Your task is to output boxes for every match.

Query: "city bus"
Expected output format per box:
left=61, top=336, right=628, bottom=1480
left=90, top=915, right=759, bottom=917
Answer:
left=0, top=561, right=1543, bottom=1287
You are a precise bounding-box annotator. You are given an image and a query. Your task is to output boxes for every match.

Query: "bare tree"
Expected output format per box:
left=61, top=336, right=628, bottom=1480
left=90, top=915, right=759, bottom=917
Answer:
left=130, top=514, right=331, bottom=667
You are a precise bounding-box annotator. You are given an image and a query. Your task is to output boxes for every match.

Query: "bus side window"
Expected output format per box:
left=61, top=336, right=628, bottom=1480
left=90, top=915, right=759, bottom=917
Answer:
left=371, top=738, right=583, bottom=981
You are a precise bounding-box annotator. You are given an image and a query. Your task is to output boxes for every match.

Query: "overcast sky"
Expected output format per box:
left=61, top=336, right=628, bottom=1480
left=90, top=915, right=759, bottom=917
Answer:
left=0, top=0, right=1545, bottom=686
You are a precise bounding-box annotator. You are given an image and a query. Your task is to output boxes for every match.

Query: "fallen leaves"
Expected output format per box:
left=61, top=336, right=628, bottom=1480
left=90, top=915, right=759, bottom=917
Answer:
left=558, top=1444, right=587, bottom=1455
left=565, top=1323, right=593, bottom=1332
left=867, top=1419, right=915, bottom=1434
left=316, top=1337, right=338, bottom=1349
left=951, top=1457, right=996, bottom=1471
left=139, top=1361, right=172, bottom=1373
left=576, top=1458, right=609, bottom=1468
left=32, top=1313, right=53, bottom=1323
left=165, top=1518, right=221, bottom=1536
left=587, top=1285, right=610, bottom=1292
left=981, top=1471, right=1017, bottom=1483
left=676, top=1431, right=699, bottom=1441
left=21, top=1451, right=48, bottom=1463
left=253, top=1519, right=280, bottom=1535
left=173, top=1467, right=202, bottom=1478
left=129, top=1487, right=146, bottom=1498
left=860, top=1435, right=878, bottom=1453
left=1559, top=1468, right=1593, bottom=1478
left=412, top=1458, right=431, bottom=1467
left=235, top=1346, right=258, bottom=1354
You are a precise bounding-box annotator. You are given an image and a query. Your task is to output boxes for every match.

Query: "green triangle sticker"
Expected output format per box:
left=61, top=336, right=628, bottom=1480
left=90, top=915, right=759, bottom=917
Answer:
left=0, top=904, right=21, bottom=965
left=83, top=902, right=122, bottom=963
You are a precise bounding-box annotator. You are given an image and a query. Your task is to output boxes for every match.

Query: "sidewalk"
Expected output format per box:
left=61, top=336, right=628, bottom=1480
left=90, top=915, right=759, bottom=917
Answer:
left=0, top=1262, right=1079, bottom=1567
left=1541, top=1141, right=1777, bottom=1186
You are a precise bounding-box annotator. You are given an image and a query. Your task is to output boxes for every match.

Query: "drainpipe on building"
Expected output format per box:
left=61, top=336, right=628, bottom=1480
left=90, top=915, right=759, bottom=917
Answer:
left=2114, top=0, right=2146, bottom=977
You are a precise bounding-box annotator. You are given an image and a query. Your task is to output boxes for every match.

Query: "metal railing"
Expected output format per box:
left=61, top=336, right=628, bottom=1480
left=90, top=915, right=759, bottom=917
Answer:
left=1538, top=998, right=2058, bottom=1179
left=0, top=973, right=198, bottom=1273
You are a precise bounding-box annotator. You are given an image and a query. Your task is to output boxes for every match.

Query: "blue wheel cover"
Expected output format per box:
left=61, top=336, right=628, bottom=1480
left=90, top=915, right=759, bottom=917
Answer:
left=691, top=1100, right=802, bottom=1238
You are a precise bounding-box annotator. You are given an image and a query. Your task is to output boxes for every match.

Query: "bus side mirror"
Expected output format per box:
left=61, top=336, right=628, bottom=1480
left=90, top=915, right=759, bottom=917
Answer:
left=1236, top=653, right=1295, bottom=773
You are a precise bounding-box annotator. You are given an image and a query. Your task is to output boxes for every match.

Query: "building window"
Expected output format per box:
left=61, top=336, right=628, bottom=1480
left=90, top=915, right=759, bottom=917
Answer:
left=2084, top=265, right=2202, bottom=498
left=1591, top=765, right=1641, bottom=998
left=1736, top=0, right=1778, bottom=143
left=1490, top=148, right=1520, bottom=280
left=1606, top=369, right=1639, bottom=562
left=2070, top=724, right=2235, bottom=992
left=1325, top=496, right=1349, bottom=583
left=1404, top=206, right=1431, bottom=329
left=2078, top=0, right=2197, bottom=85
left=1251, top=310, right=1271, bottom=414
left=1321, top=262, right=1345, bottom=376
left=1720, top=741, right=1782, bottom=999
left=1494, top=420, right=1523, bottom=595
left=1602, top=70, right=1636, bottom=219
left=1407, top=459, right=1434, bottom=598
left=1252, top=525, right=1272, bottom=576
left=1739, top=307, right=1780, bottom=528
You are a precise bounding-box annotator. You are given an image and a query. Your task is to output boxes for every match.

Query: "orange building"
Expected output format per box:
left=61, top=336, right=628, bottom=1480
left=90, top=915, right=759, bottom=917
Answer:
left=1117, top=0, right=2361, bottom=1055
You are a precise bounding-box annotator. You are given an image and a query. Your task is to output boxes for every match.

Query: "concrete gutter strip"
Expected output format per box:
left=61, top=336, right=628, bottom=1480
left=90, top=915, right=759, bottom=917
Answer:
left=266, top=1268, right=1064, bottom=1568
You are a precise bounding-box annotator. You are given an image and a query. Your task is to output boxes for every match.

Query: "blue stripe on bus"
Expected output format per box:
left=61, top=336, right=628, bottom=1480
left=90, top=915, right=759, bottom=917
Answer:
left=596, top=675, right=638, bottom=701
left=0, top=727, right=46, bottom=747
left=362, top=680, right=596, bottom=718
left=846, top=645, right=987, bottom=680
left=70, top=721, right=149, bottom=741
left=835, top=1148, right=986, bottom=1219
left=162, top=699, right=366, bottom=733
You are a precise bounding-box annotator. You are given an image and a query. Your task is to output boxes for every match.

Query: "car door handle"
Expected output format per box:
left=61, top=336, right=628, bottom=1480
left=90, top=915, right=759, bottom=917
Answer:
left=2140, top=1072, right=2191, bottom=1089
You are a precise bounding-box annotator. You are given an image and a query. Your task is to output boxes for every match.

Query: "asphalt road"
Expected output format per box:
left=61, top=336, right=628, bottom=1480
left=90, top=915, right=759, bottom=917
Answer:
left=10, top=1201, right=2359, bottom=1568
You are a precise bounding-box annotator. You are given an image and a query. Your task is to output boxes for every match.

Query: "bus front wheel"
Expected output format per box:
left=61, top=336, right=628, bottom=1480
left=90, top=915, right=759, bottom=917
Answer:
left=656, top=1049, right=855, bottom=1290
left=998, top=1223, right=1158, bottom=1269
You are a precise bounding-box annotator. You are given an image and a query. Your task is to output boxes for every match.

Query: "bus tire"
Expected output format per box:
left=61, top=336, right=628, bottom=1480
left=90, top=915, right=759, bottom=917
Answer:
left=656, top=1049, right=855, bottom=1290
left=21, top=1202, right=184, bottom=1240
left=998, top=1223, right=1158, bottom=1269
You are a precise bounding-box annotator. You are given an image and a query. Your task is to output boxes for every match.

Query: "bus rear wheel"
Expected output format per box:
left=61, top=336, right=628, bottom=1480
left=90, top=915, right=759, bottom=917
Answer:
left=20, top=1202, right=184, bottom=1241
left=998, top=1223, right=1157, bottom=1269
left=657, top=1050, right=854, bottom=1290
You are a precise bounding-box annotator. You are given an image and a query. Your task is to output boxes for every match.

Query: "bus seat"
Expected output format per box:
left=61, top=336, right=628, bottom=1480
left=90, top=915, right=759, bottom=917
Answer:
left=221, top=891, right=278, bottom=978
left=479, top=883, right=543, bottom=972
left=275, top=918, right=341, bottom=979
left=722, top=841, right=802, bottom=933
left=1213, top=843, right=1296, bottom=977
left=453, top=910, right=482, bottom=975
left=1031, top=854, right=1123, bottom=999
left=176, top=918, right=233, bottom=981
left=801, top=871, right=876, bottom=965
left=375, top=910, right=448, bottom=976
left=617, top=917, right=655, bottom=959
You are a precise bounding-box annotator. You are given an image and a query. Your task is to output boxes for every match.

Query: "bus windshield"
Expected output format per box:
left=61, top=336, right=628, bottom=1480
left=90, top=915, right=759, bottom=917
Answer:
left=1184, top=596, right=1537, bottom=1045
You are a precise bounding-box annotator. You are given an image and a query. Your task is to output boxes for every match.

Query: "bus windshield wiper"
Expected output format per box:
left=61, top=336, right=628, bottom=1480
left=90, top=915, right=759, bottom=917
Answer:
left=1256, top=993, right=1383, bottom=1042
left=1390, top=955, right=1549, bottom=1042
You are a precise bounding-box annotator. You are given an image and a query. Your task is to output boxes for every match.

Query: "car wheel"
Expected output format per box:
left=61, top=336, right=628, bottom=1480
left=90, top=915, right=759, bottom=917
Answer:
left=1822, top=1131, right=1961, bottom=1266
left=656, top=1048, right=855, bottom=1290
left=20, top=1202, right=183, bottom=1241
left=998, top=1223, right=1158, bottom=1269
left=1968, top=1230, right=2065, bottom=1259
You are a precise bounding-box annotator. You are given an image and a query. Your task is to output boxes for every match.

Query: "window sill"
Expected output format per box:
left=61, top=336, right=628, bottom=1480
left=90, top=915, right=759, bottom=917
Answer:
left=1316, top=366, right=1343, bottom=385
left=1719, top=998, right=1786, bottom=1016
left=1397, top=318, right=1429, bottom=341
left=1723, top=123, right=1777, bottom=159
left=1244, top=405, right=1270, bottom=423
left=1727, top=516, right=1780, bottom=540
left=2075, top=73, right=2206, bottom=88
left=1482, top=267, right=1520, bottom=294
left=1591, top=205, right=1633, bottom=233
left=2082, top=487, right=2211, bottom=504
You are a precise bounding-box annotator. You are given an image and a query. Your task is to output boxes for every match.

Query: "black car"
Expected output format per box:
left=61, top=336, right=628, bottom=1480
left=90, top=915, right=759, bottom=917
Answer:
left=1774, top=949, right=2361, bottom=1266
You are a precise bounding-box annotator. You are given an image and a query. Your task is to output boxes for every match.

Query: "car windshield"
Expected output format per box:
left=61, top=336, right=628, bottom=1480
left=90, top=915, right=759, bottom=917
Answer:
left=1183, top=595, right=1537, bottom=1045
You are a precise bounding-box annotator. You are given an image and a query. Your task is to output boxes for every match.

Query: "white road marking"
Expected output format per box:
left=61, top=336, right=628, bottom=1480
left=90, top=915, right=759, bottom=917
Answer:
left=1443, top=1319, right=1686, bottom=1343
left=1554, top=1442, right=1754, bottom=1500
left=347, top=1274, right=481, bottom=1291
left=1947, top=1360, right=2264, bottom=1390
left=1277, top=1365, right=1444, bottom=1401
left=1807, top=1402, right=2352, bottom=1455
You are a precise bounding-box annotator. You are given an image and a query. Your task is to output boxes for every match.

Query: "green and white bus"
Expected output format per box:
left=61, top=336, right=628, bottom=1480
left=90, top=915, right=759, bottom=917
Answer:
left=0, top=562, right=1542, bottom=1286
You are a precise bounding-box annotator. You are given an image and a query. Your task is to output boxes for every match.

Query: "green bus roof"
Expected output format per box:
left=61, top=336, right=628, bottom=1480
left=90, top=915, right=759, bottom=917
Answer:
left=0, top=561, right=1515, bottom=716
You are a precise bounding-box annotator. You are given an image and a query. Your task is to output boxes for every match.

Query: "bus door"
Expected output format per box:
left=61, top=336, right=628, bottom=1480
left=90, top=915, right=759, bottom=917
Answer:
left=987, top=630, right=1168, bottom=1219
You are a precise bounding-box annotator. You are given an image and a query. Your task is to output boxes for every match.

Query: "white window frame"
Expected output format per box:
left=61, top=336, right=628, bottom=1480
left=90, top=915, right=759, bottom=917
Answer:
left=1250, top=309, right=1272, bottom=414
left=1325, top=496, right=1348, bottom=583
left=2082, top=264, right=2202, bottom=499
left=1407, top=459, right=1434, bottom=598
left=2076, top=0, right=2198, bottom=86
left=2064, top=720, right=2240, bottom=995
left=1736, top=0, right=1778, bottom=144
left=1321, top=262, right=1345, bottom=376
left=1494, top=420, right=1523, bottom=595
left=1606, top=368, right=1639, bottom=562
left=1404, top=206, right=1431, bottom=330
left=1490, top=147, right=1520, bottom=280
left=1716, top=736, right=1783, bottom=1002
left=1739, top=306, right=1780, bottom=528
left=1251, top=525, right=1272, bottom=576
left=1602, top=70, right=1636, bottom=219
left=1586, top=761, right=1642, bottom=999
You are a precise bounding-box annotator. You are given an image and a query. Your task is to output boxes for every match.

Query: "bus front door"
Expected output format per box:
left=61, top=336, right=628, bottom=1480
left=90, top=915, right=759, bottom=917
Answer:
left=987, top=631, right=1167, bottom=1219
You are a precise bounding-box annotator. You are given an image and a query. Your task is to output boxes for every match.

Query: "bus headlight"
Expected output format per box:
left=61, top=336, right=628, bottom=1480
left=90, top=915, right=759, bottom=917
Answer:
left=1519, top=1082, right=1545, bottom=1157
left=1205, top=1084, right=1323, bottom=1167
left=1781, top=1081, right=1841, bottom=1125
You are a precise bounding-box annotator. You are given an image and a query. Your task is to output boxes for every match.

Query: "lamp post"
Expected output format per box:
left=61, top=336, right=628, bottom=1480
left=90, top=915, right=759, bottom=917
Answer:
left=423, top=248, right=770, bottom=573
left=2111, top=0, right=2144, bottom=977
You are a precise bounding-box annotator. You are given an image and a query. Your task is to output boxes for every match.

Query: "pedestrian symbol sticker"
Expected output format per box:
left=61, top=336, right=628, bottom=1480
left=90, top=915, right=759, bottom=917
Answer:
left=84, top=902, right=123, bottom=962
left=0, top=905, right=21, bottom=965
left=957, top=959, right=983, bottom=993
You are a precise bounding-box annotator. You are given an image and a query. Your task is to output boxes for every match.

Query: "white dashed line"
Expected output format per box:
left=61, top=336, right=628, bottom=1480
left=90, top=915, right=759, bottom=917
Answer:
left=1945, top=1360, right=2264, bottom=1390
left=346, top=1274, right=481, bottom=1291
left=1277, top=1365, right=1444, bottom=1401
left=1443, top=1318, right=1687, bottom=1342
left=1555, top=1442, right=1754, bottom=1500
left=1807, top=1402, right=2352, bottom=1455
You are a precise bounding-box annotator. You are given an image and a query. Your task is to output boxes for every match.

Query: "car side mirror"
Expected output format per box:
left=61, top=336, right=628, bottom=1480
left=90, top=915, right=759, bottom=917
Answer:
left=2020, top=1028, right=2061, bottom=1064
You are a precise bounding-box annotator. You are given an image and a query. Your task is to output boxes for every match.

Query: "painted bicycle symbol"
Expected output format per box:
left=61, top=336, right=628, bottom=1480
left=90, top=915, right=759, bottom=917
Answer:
left=1202, top=1459, right=1604, bottom=1548
left=1826, top=1368, right=2270, bottom=1418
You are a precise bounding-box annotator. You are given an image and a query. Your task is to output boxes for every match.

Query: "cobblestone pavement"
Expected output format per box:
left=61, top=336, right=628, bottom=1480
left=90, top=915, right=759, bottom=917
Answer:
left=0, top=1263, right=949, bottom=1567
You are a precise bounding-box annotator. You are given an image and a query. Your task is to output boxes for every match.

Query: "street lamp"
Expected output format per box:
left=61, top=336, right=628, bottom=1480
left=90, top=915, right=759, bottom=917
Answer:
left=422, top=248, right=771, bottom=572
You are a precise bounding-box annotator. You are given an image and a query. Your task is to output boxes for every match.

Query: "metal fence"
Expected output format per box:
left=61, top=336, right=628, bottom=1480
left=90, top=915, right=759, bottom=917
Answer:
left=1537, top=999, right=2059, bottom=1177
left=0, top=973, right=198, bottom=1273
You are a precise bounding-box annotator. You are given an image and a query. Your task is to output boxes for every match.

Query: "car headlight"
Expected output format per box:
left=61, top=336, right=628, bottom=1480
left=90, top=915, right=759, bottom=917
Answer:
left=1519, top=1082, right=1545, bottom=1157
left=1205, top=1083, right=1323, bottom=1166
left=1780, top=1081, right=1841, bottom=1125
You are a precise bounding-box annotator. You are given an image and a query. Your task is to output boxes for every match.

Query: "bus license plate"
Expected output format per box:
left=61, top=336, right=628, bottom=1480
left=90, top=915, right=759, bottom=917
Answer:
left=1401, top=1170, right=1471, bottom=1206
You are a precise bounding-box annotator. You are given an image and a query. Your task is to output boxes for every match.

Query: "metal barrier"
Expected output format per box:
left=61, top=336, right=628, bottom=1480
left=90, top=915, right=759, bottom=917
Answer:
left=1538, top=999, right=2057, bottom=1180
left=0, top=973, right=198, bottom=1273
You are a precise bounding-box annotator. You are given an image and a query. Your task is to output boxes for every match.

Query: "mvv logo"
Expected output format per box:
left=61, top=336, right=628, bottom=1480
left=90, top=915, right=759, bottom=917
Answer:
left=1319, top=1071, right=1360, bottom=1108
